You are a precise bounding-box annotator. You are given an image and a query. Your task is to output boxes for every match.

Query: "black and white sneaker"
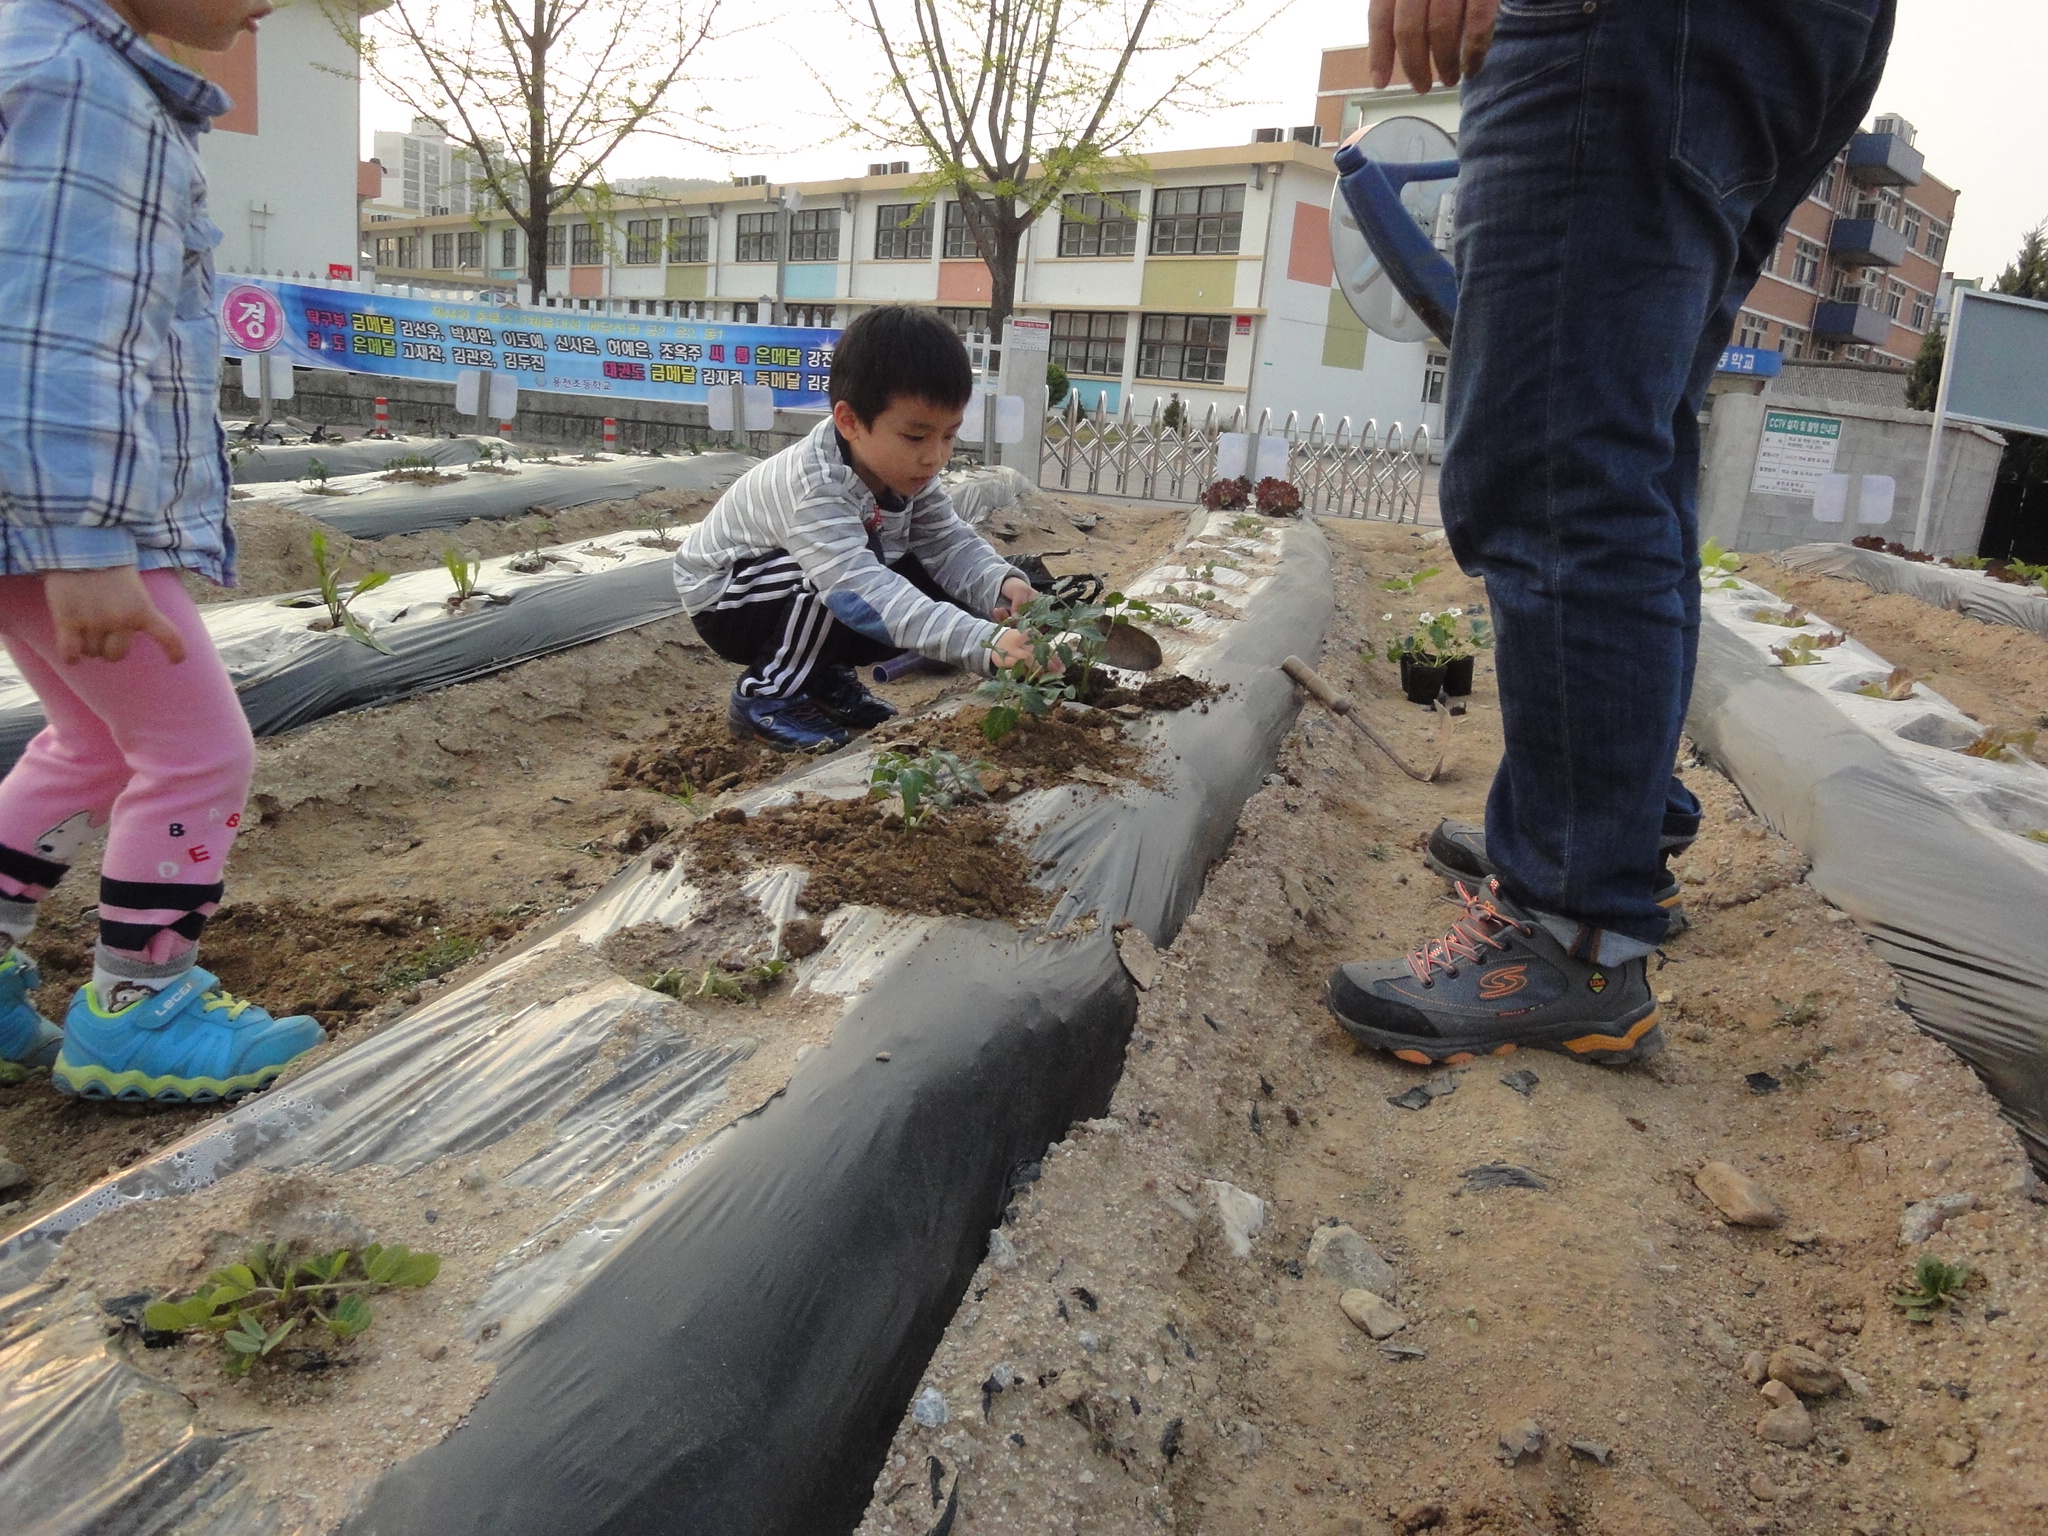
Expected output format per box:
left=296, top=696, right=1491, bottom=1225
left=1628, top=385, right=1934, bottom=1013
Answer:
left=1326, top=880, right=1665, bottom=1066
left=1423, top=819, right=1691, bottom=935
left=804, top=665, right=899, bottom=730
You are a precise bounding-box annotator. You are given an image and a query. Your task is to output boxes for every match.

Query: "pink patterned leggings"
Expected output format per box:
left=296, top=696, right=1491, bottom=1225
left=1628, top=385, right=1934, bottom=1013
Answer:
left=0, top=571, right=254, bottom=963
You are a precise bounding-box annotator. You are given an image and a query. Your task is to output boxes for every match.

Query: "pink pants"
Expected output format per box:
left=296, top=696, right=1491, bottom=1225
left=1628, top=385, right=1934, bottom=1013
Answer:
left=0, top=571, right=254, bottom=963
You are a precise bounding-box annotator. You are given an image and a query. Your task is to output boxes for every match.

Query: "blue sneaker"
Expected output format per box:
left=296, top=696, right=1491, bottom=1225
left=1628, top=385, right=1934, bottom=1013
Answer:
left=53, top=966, right=325, bottom=1104
left=727, top=689, right=852, bottom=752
left=0, top=949, right=62, bottom=1071
left=804, top=665, right=898, bottom=730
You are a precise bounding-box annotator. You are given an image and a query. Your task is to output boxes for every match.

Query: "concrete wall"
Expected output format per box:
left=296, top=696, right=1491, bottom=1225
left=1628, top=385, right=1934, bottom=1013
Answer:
left=1771, top=361, right=1912, bottom=409
left=1700, top=391, right=2005, bottom=557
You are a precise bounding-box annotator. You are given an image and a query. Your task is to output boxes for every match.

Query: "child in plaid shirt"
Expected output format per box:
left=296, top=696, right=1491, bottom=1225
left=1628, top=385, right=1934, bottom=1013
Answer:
left=0, top=0, right=323, bottom=1100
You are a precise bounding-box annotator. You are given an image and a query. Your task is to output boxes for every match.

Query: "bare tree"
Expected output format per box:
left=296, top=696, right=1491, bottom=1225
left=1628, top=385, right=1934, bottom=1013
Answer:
left=325, top=0, right=723, bottom=296
left=828, top=0, right=1269, bottom=335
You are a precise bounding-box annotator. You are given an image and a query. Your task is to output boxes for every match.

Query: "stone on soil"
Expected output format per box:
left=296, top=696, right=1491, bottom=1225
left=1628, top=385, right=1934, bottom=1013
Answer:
left=1768, top=1344, right=1846, bottom=1399
left=1496, top=1419, right=1545, bottom=1465
left=1339, top=1289, right=1405, bottom=1339
left=1695, top=1160, right=1783, bottom=1227
left=0, top=1156, right=29, bottom=1194
left=1755, top=1400, right=1815, bottom=1449
left=1206, top=1179, right=1266, bottom=1257
left=1898, top=1190, right=1976, bottom=1245
left=1759, top=1380, right=1798, bottom=1409
left=1307, top=1223, right=1397, bottom=1296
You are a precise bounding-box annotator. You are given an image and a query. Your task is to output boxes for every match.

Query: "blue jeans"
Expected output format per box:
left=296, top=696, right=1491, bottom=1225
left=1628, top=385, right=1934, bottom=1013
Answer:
left=1442, top=0, right=1893, bottom=953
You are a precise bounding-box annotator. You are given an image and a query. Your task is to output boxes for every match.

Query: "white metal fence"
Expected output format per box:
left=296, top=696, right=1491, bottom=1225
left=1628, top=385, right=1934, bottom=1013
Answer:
left=1040, top=395, right=1431, bottom=521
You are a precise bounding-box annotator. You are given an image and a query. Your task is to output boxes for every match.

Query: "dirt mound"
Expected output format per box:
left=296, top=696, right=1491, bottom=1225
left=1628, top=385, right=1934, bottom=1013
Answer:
left=607, top=707, right=789, bottom=800
left=1085, top=673, right=1220, bottom=712
left=683, top=795, right=1047, bottom=922
left=876, top=705, right=1137, bottom=790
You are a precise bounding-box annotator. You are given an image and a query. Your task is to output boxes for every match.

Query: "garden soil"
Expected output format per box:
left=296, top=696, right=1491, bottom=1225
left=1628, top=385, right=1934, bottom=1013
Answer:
left=854, top=521, right=2048, bottom=1536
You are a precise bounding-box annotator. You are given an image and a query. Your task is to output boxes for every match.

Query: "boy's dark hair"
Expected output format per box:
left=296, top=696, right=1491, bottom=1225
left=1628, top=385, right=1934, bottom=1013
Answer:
left=828, top=305, right=974, bottom=424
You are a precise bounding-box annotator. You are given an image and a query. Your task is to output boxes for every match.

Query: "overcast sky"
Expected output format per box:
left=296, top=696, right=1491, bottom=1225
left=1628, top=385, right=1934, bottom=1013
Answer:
left=362, top=0, right=2043, bottom=282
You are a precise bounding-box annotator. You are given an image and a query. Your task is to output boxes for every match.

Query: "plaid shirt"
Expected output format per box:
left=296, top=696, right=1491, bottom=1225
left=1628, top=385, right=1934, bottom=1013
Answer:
left=0, top=0, right=234, bottom=582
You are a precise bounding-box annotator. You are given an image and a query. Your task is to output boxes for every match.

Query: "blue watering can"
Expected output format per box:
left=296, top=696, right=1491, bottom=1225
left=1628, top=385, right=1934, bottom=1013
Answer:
left=1330, top=117, right=1461, bottom=347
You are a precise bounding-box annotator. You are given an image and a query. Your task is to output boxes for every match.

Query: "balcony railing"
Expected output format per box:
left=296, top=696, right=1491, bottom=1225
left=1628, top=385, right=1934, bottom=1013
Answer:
left=1846, top=131, right=1925, bottom=188
left=1812, top=300, right=1890, bottom=347
left=1829, top=216, right=1909, bottom=268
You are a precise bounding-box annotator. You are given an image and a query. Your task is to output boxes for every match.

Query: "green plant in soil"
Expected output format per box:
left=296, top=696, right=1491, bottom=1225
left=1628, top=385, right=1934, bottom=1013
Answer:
left=1855, top=665, right=1917, bottom=701
left=1381, top=566, right=1441, bottom=594
left=1699, top=537, right=1743, bottom=589
left=1231, top=514, right=1266, bottom=537
left=650, top=958, right=787, bottom=1003
left=302, top=457, right=330, bottom=490
left=1386, top=608, right=1492, bottom=666
left=303, top=527, right=391, bottom=652
left=1769, top=631, right=1843, bottom=667
left=1753, top=605, right=1813, bottom=628
left=870, top=749, right=990, bottom=827
left=442, top=547, right=483, bottom=604
left=143, top=1240, right=440, bottom=1378
left=1893, top=1254, right=1970, bottom=1323
left=379, top=931, right=481, bottom=991
left=975, top=588, right=1163, bottom=742
left=1961, top=726, right=2039, bottom=763
left=1774, top=991, right=1822, bottom=1027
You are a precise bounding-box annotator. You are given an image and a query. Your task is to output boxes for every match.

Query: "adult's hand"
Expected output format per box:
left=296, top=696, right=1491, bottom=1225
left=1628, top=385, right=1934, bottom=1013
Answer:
left=1369, top=0, right=1501, bottom=92
left=43, top=568, right=187, bottom=665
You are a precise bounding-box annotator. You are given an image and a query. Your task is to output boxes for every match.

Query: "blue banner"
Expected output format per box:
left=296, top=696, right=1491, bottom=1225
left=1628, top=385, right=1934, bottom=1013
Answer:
left=218, top=277, right=840, bottom=409
left=1716, top=344, right=1784, bottom=378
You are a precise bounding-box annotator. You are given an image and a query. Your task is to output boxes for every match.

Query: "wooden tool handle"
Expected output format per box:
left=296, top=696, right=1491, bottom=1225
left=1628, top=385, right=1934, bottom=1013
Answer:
left=1281, top=655, right=1353, bottom=715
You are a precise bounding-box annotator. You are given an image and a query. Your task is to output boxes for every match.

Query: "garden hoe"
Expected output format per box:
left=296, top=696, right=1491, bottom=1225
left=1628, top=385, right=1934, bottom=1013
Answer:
left=1281, top=655, right=1454, bottom=783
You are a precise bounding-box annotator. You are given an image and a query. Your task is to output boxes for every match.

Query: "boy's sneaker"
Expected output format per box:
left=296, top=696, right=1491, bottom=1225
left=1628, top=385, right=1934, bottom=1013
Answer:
left=727, top=689, right=851, bottom=752
left=1423, top=818, right=1691, bottom=935
left=53, top=967, right=324, bottom=1104
left=804, top=665, right=898, bottom=729
left=1325, top=880, right=1664, bottom=1066
left=0, top=949, right=62, bottom=1071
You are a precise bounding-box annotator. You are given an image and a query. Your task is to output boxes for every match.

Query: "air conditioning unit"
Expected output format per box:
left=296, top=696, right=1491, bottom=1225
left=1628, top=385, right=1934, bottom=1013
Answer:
left=868, top=162, right=890, bottom=176
left=889, top=161, right=908, bottom=175
left=732, top=173, right=766, bottom=187
left=1291, top=125, right=1324, bottom=146
left=1871, top=113, right=1916, bottom=146
left=1253, top=127, right=1285, bottom=143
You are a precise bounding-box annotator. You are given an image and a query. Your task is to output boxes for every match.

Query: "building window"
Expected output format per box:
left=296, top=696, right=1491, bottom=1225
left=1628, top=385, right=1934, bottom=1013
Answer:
left=1780, top=324, right=1807, bottom=360
left=570, top=222, right=602, bottom=264
left=374, top=235, right=397, bottom=268
left=1885, top=280, right=1905, bottom=320
left=430, top=232, right=454, bottom=268
left=937, top=306, right=990, bottom=338
left=873, top=203, right=933, bottom=260
left=500, top=227, right=519, bottom=268
left=394, top=235, right=418, bottom=269
left=787, top=304, right=836, bottom=328
left=1811, top=158, right=1839, bottom=207
left=1790, top=238, right=1822, bottom=288
left=625, top=218, right=662, bottom=264
left=1137, top=312, right=1230, bottom=382
left=456, top=230, right=481, bottom=268
left=668, top=215, right=709, bottom=263
left=1149, top=185, right=1244, bottom=256
left=1422, top=351, right=1447, bottom=405
left=1736, top=312, right=1769, bottom=348
left=942, top=201, right=978, bottom=259
left=788, top=208, right=841, bottom=262
left=735, top=211, right=777, bottom=262
left=1898, top=205, right=1922, bottom=249
left=1926, top=218, right=1948, bottom=261
left=1909, top=289, right=1929, bottom=330
left=1048, top=311, right=1126, bottom=376
left=545, top=224, right=565, bottom=265
left=1057, top=192, right=1140, bottom=257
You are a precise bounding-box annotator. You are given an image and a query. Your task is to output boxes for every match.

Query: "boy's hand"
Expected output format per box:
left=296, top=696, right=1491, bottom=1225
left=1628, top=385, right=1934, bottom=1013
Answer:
left=994, top=576, right=1037, bottom=620
left=43, top=568, right=187, bottom=665
left=991, top=627, right=1064, bottom=675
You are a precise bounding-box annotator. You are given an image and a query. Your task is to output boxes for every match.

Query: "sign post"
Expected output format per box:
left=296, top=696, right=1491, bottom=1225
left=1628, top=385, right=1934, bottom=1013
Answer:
left=997, top=315, right=1052, bottom=485
left=1911, top=287, right=2048, bottom=550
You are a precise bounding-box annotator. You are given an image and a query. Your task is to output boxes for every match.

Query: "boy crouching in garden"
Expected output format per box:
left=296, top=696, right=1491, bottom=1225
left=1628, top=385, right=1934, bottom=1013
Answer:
left=672, top=305, right=1044, bottom=751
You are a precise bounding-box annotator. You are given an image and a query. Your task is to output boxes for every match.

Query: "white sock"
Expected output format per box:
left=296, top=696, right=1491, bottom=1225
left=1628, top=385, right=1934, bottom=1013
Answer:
left=92, top=947, right=195, bottom=1012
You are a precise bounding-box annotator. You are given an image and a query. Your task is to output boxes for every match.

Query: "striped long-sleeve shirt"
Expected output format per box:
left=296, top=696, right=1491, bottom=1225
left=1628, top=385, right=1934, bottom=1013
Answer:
left=673, top=418, right=1025, bottom=672
left=0, top=0, right=234, bottom=581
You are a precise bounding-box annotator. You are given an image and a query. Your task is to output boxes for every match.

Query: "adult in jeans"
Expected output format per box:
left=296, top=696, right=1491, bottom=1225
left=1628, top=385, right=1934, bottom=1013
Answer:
left=1326, top=0, right=1894, bottom=1064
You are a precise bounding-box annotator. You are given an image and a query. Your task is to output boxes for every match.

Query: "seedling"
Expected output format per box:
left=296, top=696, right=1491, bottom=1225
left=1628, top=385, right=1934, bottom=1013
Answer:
left=142, top=1240, right=440, bottom=1378
left=442, top=546, right=483, bottom=605
left=1231, top=514, right=1266, bottom=537
left=1366, top=842, right=1391, bottom=862
left=1961, top=727, right=2038, bottom=764
left=303, top=528, right=391, bottom=652
left=976, top=588, right=1167, bottom=741
left=650, top=958, right=788, bottom=1003
left=632, top=509, right=681, bottom=549
left=1753, top=606, right=1812, bottom=628
left=870, top=748, right=990, bottom=827
left=1853, top=666, right=1915, bottom=700
left=1382, top=566, right=1442, bottom=594
left=1892, top=1254, right=1969, bottom=1323
left=1774, top=992, right=1822, bottom=1027
left=1700, top=537, right=1743, bottom=589
left=380, top=931, right=479, bottom=991
left=1769, top=633, right=1833, bottom=666
left=302, top=457, right=330, bottom=490
left=380, top=454, right=459, bottom=486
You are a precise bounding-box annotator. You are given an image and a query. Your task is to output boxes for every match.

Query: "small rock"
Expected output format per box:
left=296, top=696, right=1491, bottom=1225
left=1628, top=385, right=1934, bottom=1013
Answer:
left=1499, top=1068, right=1539, bottom=1097
left=1760, top=1380, right=1799, bottom=1409
left=0, top=1200, right=22, bottom=1218
left=1307, top=1224, right=1397, bottom=1297
left=874, top=1051, right=891, bottom=1062
left=1252, top=1321, right=1274, bottom=1346
left=1462, top=1162, right=1546, bottom=1192
left=458, top=1166, right=489, bottom=1192
left=1339, top=1289, right=1406, bottom=1340
left=1695, top=1161, right=1783, bottom=1227
left=1852, top=1143, right=1890, bottom=1187
left=1381, top=1343, right=1428, bottom=1360
left=911, top=1386, right=948, bottom=1427
left=1567, top=1441, right=1612, bottom=1466
left=1111, top=704, right=1144, bottom=720
left=1840, top=1367, right=1871, bottom=1398
left=1496, top=1419, right=1545, bottom=1465
left=420, top=1342, right=449, bottom=1363
left=1392, top=1503, right=1446, bottom=1535
left=987, top=1229, right=1019, bottom=1271
left=1741, top=1350, right=1770, bottom=1386
left=1935, top=1435, right=1975, bottom=1469
left=1699, top=1318, right=1743, bottom=1366
left=1748, top=1471, right=1781, bottom=1502
left=1114, top=925, right=1163, bottom=990
left=1899, top=1191, right=1977, bottom=1245
left=1206, top=1180, right=1267, bottom=1257
left=1768, top=1344, right=1845, bottom=1399
left=0, top=1158, right=31, bottom=1195
left=1754, top=1401, right=1814, bottom=1449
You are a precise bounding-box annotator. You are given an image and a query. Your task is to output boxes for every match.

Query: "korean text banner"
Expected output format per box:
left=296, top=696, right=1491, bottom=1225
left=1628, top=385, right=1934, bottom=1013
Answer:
left=218, top=278, right=840, bottom=409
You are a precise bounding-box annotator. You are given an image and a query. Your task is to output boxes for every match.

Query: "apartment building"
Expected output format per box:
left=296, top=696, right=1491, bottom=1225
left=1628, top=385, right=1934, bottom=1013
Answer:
left=359, top=142, right=1448, bottom=435
left=1317, top=53, right=1957, bottom=372
left=367, top=117, right=490, bottom=217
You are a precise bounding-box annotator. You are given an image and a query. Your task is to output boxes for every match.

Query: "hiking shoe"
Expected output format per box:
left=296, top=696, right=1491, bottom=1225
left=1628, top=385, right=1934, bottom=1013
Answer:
left=727, top=689, right=852, bottom=752
left=1325, top=880, right=1664, bottom=1066
left=1423, top=818, right=1690, bottom=935
left=53, top=967, right=324, bottom=1103
left=804, top=664, right=898, bottom=729
left=0, top=949, right=61, bottom=1070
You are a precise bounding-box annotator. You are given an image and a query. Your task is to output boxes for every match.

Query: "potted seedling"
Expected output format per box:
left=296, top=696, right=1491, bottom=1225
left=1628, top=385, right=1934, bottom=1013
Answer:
left=1386, top=609, right=1492, bottom=702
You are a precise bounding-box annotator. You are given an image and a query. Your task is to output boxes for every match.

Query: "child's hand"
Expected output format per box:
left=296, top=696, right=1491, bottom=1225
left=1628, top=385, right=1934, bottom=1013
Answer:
left=43, top=569, right=187, bottom=665
left=991, top=627, right=1064, bottom=675
left=993, top=576, right=1037, bottom=620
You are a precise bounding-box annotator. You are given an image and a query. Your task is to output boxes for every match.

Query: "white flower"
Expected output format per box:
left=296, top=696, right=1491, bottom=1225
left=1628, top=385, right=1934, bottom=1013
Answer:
left=1417, top=611, right=1434, bottom=624
left=1381, top=612, right=1394, bottom=622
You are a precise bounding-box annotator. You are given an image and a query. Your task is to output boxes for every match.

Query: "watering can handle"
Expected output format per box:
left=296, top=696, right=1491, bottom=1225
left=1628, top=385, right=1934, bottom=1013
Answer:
left=1332, top=139, right=1461, bottom=346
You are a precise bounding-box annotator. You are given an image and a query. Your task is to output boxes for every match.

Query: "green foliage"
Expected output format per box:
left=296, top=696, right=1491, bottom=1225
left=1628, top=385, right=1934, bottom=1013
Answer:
left=1893, top=1254, right=1970, bottom=1323
left=976, top=587, right=1166, bottom=741
left=142, top=1240, right=440, bottom=1378
left=379, top=931, right=481, bottom=991
left=1773, top=992, right=1822, bottom=1027
left=305, top=528, right=392, bottom=652
left=2021, top=829, right=2048, bottom=845
left=1161, top=396, right=1186, bottom=433
left=1854, top=666, right=1917, bottom=701
left=1752, top=605, right=1813, bottom=628
left=1961, top=726, right=2038, bottom=763
left=1230, top=514, right=1265, bottom=537
left=302, top=457, right=330, bottom=488
left=1385, top=608, right=1492, bottom=665
left=1699, top=538, right=1743, bottom=589
left=443, top=546, right=483, bottom=603
left=870, top=749, right=990, bottom=827
left=1381, top=566, right=1441, bottom=594
left=1046, top=360, right=1070, bottom=408
left=650, top=958, right=788, bottom=1003
left=1905, top=324, right=1944, bottom=412
left=1770, top=632, right=1842, bottom=666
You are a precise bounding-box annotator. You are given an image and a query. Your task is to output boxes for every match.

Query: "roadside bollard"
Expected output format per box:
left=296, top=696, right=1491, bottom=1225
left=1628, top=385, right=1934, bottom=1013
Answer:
left=371, top=397, right=391, bottom=438
left=603, top=417, right=617, bottom=452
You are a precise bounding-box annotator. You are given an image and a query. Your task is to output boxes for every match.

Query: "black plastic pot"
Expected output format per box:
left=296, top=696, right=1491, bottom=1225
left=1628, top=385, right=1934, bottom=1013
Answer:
left=1444, top=655, right=1475, bottom=696
left=1400, top=654, right=1446, bottom=704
